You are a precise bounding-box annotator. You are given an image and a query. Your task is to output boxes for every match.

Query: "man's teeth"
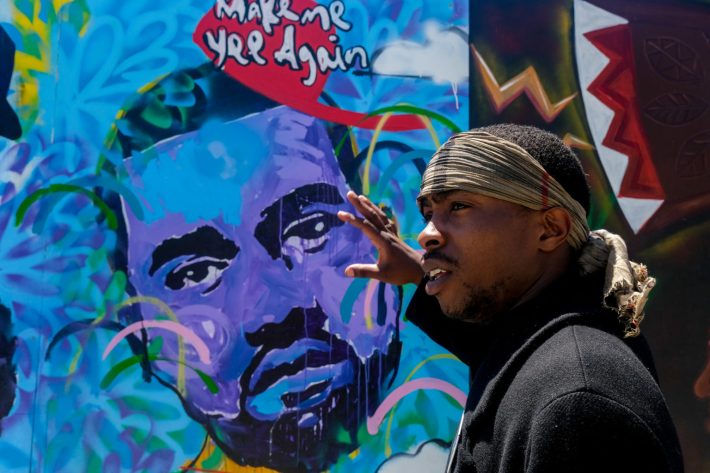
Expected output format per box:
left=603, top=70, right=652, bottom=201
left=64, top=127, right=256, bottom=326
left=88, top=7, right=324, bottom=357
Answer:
left=429, top=268, right=448, bottom=280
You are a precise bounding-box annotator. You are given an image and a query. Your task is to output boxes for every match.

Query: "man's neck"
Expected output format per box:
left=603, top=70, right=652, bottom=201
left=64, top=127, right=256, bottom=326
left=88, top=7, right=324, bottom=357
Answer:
left=510, top=254, right=574, bottom=312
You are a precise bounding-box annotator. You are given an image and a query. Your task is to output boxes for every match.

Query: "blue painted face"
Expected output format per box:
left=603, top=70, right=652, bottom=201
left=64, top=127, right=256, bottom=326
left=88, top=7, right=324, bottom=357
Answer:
left=122, top=106, right=400, bottom=470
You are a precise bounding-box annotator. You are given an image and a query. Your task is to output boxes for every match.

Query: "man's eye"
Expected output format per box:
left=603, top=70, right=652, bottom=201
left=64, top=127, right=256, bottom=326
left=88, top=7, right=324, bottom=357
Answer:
left=281, top=211, right=343, bottom=259
left=165, top=257, right=231, bottom=294
left=451, top=202, right=468, bottom=211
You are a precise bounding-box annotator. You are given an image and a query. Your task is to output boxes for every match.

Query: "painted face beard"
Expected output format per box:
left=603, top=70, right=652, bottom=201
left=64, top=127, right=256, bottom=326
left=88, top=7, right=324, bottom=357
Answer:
left=202, top=305, right=401, bottom=472
left=208, top=345, right=400, bottom=471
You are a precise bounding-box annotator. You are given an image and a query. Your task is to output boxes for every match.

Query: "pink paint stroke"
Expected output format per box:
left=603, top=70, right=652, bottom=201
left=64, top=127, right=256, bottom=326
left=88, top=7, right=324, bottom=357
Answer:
left=367, top=377, right=466, bottom=434
left=102, top=320, right=212, bottom=364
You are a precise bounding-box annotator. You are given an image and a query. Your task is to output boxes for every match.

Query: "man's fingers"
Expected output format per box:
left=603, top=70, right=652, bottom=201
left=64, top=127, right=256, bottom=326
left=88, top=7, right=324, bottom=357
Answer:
left=344, top=263, right=381, bottom=279
left=346, top=191, right=376, bottom=223
left=346, top=191, right=392, bottom=232
left=358, top=195, right=391, bottom=230
left=337, top=211, right=387, bottom=248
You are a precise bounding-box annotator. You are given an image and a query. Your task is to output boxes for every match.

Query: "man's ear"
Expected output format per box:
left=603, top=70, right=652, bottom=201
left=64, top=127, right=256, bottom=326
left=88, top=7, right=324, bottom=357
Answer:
left=537, top=207, right=571, bottom=252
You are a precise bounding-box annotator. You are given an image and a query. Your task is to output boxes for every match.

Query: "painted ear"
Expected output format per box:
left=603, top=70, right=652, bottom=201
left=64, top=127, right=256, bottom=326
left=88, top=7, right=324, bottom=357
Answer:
left=538, top=207, right=571, bottom=252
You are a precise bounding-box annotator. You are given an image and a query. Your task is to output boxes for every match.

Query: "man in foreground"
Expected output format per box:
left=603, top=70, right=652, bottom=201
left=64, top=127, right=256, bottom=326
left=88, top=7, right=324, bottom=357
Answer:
left=338, top=124, right=684, bottom=472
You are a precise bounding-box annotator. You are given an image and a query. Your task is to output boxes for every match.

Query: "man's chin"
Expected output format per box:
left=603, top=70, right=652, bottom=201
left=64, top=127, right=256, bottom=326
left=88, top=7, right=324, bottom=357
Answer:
left=437, top=281, right=506, bottom=324
left=437, top=296, right=498, bottom=325
left=442, top=308, right=493, bottom=325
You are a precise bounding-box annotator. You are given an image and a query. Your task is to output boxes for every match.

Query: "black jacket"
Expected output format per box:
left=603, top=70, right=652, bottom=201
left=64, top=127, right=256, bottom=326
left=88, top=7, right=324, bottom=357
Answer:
left=406, top=271, right=684, bottom=473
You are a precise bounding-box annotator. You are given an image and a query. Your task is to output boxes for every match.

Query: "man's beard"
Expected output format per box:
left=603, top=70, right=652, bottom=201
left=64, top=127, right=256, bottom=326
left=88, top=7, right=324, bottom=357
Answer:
left=442, top=279, right=508, bottom=325
left=206, top=341, right=401, bottom=472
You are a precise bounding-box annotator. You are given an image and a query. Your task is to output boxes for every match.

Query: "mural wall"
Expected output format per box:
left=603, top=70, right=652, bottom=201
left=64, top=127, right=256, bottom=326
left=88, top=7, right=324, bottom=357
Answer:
left=0, top=0, right=469, bottom=471
left=469, top=1, right=710, bottom=471
left=0, top=0, right=707, bottom=472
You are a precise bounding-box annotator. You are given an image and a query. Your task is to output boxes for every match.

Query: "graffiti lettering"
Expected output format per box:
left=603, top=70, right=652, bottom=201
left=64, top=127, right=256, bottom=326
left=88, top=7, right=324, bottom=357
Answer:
left=214, top=0, right=350, bottom=35
left=273, top=25, right=368, bottom=86
left=204, top=27, right=248, bottom=67
left=247, top=29, right=267, bottom=64
left=204, top=27, right=268, bottom=68
left=204, top=0, right=366, bottom=85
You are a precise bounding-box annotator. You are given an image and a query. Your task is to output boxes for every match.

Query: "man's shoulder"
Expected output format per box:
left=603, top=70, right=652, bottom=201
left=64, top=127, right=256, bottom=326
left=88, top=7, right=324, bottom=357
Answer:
left=508, top=316, right=666, bottom=421
left=521, top=318, right=655, bottom=386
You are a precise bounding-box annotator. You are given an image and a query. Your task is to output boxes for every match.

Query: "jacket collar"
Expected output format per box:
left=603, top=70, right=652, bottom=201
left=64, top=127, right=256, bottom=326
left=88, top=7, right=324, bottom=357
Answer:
left=465, top=269, right=615, bottom=415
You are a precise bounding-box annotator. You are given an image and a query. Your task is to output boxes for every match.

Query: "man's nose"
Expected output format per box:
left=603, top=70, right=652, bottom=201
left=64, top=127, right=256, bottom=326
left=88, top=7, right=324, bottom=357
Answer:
left=417, top=220, right=445, bottom=250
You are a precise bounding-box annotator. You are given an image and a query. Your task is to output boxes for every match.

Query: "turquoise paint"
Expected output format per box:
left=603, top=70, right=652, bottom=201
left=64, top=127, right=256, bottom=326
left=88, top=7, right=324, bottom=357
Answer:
left=133, top=119, right=265, bottom=225
left=339, top=278, right=369, bottom=324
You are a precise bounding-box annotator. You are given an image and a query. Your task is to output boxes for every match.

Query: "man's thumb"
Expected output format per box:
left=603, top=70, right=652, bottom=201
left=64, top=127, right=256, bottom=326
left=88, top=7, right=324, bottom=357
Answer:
left=344, top=264, right=381, bottom=280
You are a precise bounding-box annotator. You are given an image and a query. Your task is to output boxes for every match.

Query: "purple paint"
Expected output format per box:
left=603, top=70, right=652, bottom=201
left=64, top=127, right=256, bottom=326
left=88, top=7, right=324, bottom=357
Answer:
left=122, top=107, right=401, bottom=470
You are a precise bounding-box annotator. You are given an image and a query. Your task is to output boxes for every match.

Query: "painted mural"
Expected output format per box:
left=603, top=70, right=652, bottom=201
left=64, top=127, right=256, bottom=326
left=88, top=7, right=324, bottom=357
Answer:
left=0, top=0, right=468, bottom=471
left=0, top=0, right=708, bottom=472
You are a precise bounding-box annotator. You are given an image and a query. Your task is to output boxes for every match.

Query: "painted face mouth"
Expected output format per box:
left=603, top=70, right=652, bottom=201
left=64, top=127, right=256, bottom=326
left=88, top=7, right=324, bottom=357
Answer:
left=241, top=305, right=354, bottom=420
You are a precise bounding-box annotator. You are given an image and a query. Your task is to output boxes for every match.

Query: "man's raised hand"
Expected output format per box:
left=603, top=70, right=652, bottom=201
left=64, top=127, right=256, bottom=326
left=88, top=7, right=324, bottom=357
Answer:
left=337, top=191, right=424, bottom=285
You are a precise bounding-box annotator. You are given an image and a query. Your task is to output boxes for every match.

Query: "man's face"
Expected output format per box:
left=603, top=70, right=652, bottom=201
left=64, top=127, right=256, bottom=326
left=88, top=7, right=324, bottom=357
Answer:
left=417, top=191, right=540, bottom=322
left=122, top=107, right=400, bottom=470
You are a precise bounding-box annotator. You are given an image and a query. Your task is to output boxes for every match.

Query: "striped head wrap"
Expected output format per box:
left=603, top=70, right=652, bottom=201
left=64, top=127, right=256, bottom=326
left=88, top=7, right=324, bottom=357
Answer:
left=418, top=130, right=655, bottom=337
left=419, top=131, right=589, bottom=249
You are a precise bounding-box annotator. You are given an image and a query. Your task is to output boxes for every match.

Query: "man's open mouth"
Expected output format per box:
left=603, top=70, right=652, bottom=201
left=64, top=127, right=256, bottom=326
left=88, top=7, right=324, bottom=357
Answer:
left=428, top=268, right=449, bottom=281
left=425, top=270, right=452, bottom=296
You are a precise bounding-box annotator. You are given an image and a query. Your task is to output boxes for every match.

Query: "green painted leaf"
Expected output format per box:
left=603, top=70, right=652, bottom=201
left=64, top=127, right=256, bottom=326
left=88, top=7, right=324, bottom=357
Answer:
left=194, top=368, right=219, bottom=394
left=100, top=355, right=149, bottom=389
left=366, top=105, right=462, bottom=133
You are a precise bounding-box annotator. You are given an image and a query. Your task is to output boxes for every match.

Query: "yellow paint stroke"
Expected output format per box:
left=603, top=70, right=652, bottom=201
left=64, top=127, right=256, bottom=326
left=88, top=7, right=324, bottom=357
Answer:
left=562, top=133, right=595, bottom=151
left=66, top=349, right=83, bottom=389
left=422, top=117, right=441, bottom=149
left=116, top=296, right=187, bottom=394
left=11, top=1, right=50, bottom=125
left=66, top=296, right=188, bottom=395
left=363, top=279, right=378, bottom=330
left=348, top=127, right=360, bottom=156
left=53, top=0, right=91, bottom=36
left=362, top=112, right=393, bottom=195
left=53, top=0, right=77, bottom=14
left=471, top=44, right=577, bottom=123
left=383, top=353, right=460, bottom=456
left=362, top=109, right=440, bottom=195
left=12, top=1, right=91, bottom=126
left=183, top=435, right=280, bottom=472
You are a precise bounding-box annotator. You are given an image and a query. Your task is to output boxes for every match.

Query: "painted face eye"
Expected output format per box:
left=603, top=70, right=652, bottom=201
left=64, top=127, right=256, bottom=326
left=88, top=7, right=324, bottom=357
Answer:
left=254, top=183, right=347, bottom=269
left=281, top=211, right=340, bottom=260
left=165, top=257, right=231, bottom=294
